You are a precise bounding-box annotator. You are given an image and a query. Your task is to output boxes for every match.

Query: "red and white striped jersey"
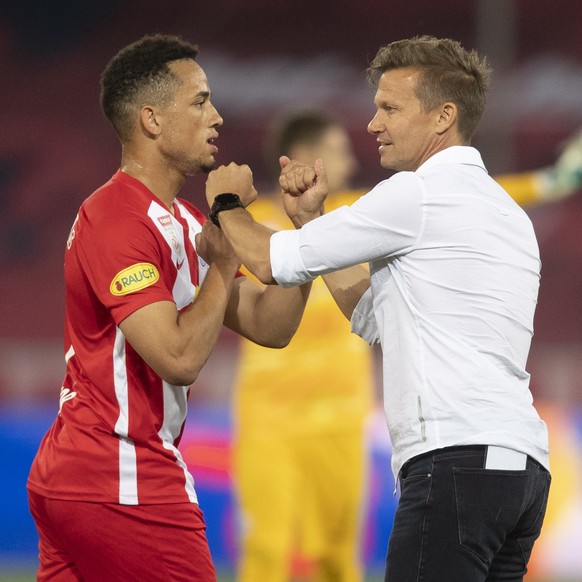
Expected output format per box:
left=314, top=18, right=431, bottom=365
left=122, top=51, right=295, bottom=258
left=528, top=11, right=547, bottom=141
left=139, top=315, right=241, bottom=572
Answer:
left=28, top=170, right=210, bottom=505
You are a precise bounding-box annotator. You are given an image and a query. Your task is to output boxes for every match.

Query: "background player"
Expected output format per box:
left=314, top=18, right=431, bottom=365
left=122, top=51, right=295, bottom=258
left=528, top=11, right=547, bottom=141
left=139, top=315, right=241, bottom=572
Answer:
left=234, top=111, right=373, bottom=582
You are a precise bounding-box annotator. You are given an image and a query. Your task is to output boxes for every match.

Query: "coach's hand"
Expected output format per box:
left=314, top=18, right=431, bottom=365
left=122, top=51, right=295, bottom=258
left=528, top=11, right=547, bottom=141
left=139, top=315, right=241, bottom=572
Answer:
left=280, top=156, right=328, bottom=228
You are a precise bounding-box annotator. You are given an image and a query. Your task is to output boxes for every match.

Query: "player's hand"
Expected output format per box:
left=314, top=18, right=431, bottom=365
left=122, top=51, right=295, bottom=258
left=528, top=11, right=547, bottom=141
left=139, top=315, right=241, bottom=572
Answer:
left=195, top=220, right=240, bottom=271
left=279, top=156, right=328, bottom=228
left=205, top=163, right=258, bottom=208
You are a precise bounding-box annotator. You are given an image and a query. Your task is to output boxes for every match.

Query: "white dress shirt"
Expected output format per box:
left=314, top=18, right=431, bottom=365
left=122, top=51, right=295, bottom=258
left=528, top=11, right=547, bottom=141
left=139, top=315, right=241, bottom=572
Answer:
left=270, top=146, right=550, bottom=479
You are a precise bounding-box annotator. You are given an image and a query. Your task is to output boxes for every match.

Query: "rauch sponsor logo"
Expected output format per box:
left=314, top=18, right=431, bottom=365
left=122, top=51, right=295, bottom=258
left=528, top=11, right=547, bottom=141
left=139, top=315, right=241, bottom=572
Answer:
left=110, top=263, right=160, bottom=296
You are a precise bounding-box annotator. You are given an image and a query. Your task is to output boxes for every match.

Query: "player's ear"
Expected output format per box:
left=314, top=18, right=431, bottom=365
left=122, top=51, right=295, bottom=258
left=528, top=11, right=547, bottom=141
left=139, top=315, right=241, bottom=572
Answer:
left=139, top=105, right=162, bottom=137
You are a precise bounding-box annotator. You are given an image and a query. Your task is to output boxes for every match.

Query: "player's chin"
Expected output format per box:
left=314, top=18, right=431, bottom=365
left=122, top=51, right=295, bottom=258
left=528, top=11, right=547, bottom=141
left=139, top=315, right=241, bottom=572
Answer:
left=197, top=156, right=217, bottom=174
left=200, top=162, right=216, bottom=174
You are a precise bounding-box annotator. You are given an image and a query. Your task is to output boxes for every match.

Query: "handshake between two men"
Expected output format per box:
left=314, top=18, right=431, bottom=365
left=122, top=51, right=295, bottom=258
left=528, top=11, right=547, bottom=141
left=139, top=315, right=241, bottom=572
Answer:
left=196, top=157, right=329, bottom=285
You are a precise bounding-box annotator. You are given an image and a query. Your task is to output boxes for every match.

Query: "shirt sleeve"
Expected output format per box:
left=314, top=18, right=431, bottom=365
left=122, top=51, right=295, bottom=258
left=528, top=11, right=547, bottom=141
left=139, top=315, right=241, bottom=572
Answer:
left=270, top=171, right=424, bottom=287
left=76, top=206, right=173, bottom=325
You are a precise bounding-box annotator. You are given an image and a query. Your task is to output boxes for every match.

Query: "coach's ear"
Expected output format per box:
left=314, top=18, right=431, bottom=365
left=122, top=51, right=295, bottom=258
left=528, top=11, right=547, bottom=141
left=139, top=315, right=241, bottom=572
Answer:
left=435, top=101, right=457, bottom=135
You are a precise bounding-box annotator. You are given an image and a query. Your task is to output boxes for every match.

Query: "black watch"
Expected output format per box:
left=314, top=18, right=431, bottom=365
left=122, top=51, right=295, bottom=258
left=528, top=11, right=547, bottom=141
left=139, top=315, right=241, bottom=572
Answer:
left=208, top=193, right=245, bottom=228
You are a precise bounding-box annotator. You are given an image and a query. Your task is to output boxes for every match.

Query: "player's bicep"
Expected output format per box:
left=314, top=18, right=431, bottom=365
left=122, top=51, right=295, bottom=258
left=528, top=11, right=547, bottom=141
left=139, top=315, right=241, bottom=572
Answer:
left=119, top=300, right=180, bottom=377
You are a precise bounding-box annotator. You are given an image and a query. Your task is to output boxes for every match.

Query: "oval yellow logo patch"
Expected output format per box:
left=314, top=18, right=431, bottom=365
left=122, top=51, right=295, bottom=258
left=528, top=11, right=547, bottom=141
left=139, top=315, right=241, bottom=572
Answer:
left=110, top=263, right=160, bottom=296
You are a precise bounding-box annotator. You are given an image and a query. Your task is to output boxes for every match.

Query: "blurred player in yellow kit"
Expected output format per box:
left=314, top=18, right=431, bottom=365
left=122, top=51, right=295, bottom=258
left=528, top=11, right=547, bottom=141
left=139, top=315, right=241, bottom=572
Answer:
left=496, top=129, right=582, bottom=205
left=234, top=112, right=371, bottom=582
left=233, top=112, right=582, bottom=582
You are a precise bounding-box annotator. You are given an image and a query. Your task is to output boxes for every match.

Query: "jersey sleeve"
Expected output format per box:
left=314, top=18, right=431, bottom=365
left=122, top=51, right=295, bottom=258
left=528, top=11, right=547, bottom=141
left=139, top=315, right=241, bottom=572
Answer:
left=75, top=204, right=174, bottom=325
left=495, top=172, right=541, bottom=206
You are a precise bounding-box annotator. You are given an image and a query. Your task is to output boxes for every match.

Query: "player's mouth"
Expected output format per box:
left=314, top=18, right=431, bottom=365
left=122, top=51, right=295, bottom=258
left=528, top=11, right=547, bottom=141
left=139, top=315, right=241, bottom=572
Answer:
left=207, top=134, right=219, bottom=154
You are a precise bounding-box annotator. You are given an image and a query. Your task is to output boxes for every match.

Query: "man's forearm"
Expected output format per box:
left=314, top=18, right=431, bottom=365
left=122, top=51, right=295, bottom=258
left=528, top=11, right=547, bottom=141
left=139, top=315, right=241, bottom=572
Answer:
left=248, top=281, right=312, bottom=347
left=217, top=207, right=277, bottom=284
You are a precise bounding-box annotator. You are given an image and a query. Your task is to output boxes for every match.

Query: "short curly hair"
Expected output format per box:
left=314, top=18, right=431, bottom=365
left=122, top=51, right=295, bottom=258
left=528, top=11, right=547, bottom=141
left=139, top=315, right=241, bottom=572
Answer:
left=367, top=36, right=491, bottom=142
left=100, top=34, right=199, bottom=141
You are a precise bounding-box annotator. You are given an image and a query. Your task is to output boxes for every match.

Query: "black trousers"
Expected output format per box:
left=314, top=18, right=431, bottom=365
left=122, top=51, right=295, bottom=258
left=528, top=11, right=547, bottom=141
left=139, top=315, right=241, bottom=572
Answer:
left=385, top=445, right=551, bottom=582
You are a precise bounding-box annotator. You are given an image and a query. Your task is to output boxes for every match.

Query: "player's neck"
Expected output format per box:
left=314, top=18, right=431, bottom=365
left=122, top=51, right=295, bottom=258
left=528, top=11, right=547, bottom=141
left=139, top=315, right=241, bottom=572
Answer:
left=121, top=152, right=184, bottom=212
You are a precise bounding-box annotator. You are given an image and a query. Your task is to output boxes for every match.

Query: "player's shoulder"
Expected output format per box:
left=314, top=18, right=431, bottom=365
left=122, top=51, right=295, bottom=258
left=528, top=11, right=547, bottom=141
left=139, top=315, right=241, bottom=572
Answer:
left=78, top=175, right=156, bottom=240
left=84, top=174, right=136, bottom=212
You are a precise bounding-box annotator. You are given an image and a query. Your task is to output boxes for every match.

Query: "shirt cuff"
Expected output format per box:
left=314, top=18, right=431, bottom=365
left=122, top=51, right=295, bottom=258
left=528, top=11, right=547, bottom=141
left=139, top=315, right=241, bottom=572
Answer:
left=270, top=230, right=313, bottom=287
left=350, top=287, right=380, bottom=345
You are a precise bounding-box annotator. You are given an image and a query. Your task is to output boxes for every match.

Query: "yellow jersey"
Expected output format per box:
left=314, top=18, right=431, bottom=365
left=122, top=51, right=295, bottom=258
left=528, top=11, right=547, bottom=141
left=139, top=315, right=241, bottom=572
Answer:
left=234, top=192, right=374, bottom=437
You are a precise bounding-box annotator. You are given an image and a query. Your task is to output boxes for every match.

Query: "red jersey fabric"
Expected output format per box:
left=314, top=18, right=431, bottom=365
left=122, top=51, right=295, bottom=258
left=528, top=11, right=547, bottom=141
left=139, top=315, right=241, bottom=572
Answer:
left=28, top=170, right=211, bottom=505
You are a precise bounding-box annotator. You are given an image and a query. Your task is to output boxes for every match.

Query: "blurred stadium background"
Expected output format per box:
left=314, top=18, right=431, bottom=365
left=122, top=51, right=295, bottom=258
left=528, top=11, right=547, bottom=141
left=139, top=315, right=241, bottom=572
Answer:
left=1, top=1, right=582, bottom=580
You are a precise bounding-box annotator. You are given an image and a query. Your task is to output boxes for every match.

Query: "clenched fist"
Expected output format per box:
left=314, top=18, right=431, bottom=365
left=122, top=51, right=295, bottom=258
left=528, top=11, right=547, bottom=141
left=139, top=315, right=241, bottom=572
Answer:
left=206, top=163, right=258, bottom=208
left=279, top=156, right=328, bottom=228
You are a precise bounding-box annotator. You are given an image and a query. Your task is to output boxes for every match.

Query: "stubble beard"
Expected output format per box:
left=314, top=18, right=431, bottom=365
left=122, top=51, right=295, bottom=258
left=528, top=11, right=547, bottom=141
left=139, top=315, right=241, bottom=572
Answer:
left=184, top=155, right=216, bottom=176
left=200, top=160, right=216, bottom=174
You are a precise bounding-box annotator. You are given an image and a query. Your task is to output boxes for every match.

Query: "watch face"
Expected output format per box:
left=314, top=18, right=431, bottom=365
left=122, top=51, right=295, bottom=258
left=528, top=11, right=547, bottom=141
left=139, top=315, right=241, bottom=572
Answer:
left=215, top=193, right=240, bottom=204
left=210, top=193, right=244, bottom=227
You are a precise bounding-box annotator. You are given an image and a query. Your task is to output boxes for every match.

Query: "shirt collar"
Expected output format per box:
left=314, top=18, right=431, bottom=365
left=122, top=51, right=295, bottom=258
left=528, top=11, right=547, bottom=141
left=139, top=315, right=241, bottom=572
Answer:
left=416, top=146, right=488, bottom=175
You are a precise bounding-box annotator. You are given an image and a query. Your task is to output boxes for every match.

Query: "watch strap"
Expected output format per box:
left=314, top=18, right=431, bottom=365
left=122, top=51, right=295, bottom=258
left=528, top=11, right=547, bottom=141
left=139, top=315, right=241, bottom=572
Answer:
left=208, top=193, right=244, bottom=227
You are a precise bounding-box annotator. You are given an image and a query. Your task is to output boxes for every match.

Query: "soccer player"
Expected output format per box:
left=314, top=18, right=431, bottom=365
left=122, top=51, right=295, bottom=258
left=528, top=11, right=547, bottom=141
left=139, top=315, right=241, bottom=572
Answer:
left=26, top=34, right=311, bottom=582
left=234, top=111, right=373, bottom=582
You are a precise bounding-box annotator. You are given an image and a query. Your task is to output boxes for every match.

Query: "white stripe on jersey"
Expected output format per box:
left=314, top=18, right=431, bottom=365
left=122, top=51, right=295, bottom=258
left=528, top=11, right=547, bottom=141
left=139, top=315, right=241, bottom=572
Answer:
left=158, top=381, right=198, bottom=503
left=113, top=327, right=138, bottom=505
left=174, top=200, right=209, bottom=287
left=65, top=344, right=75, bottom=364
left=146, top=201, right=204, bottom=503
left=148, top=201, right=196, bottom=310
